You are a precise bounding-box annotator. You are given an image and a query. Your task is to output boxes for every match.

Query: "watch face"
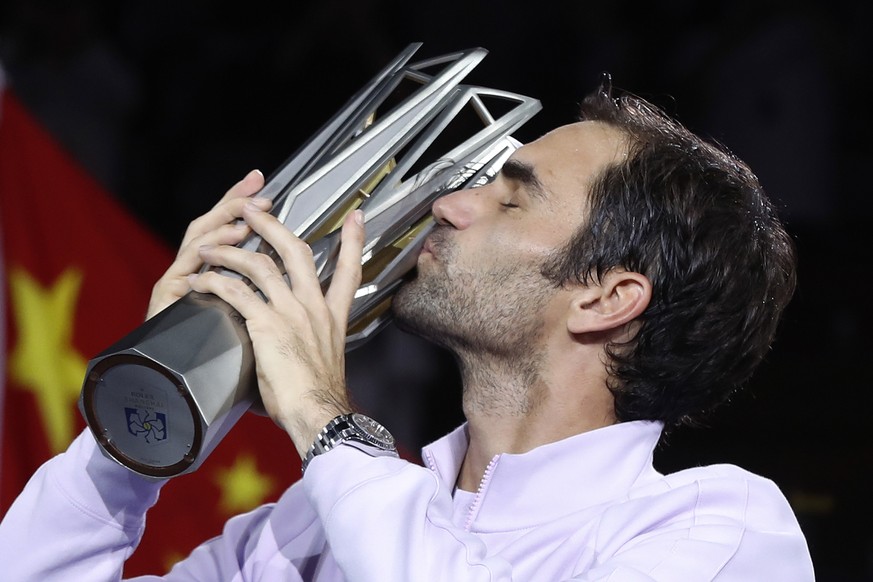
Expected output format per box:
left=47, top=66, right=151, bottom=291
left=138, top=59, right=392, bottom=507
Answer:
left=351, top=413, right=395, bottom=448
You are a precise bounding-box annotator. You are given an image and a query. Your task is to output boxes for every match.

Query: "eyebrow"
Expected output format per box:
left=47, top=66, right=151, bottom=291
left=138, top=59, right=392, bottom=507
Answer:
left=500, top=158, right=548, bottom=200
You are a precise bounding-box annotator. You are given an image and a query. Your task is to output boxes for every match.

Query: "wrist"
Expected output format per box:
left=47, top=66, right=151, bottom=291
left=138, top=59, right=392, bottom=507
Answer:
left=287, top=409, right=348, bottom=460
left=280, top=395, right=352, bottom=459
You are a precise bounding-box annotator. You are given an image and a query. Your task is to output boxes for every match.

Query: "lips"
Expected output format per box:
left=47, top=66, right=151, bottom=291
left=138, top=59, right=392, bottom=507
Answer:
left=424, top=226, right=451, bottom=257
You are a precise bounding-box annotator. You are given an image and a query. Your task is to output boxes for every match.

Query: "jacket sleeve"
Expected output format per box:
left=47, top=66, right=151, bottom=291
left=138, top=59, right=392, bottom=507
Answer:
left=0, top=429, right=326, bottom=582
left=303, top=449, right=814, bottom=582
left=0, top=430, right=165, bottom=581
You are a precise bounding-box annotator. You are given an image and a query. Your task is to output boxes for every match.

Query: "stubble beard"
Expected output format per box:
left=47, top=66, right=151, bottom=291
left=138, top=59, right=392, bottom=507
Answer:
left=392, top=233, right=556, bottom=417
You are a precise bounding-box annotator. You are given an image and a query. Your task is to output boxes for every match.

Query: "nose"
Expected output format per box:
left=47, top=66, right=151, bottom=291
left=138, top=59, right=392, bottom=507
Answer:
left=431, top=187, right=478, bottom=230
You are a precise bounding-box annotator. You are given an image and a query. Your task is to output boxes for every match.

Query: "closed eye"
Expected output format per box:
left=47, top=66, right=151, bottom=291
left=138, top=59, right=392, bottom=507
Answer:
left=501, top=202, right=519, bottom=208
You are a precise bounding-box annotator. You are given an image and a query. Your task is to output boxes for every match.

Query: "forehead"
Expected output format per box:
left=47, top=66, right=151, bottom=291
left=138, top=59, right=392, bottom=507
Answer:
left=511, top=121, right=627, bottom=204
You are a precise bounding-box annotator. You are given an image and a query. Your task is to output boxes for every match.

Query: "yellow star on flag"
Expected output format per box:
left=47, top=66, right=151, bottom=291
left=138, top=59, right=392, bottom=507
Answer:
left=8, top=267, right=88, bottom=453
left=213, top=453, right=277, bottom=515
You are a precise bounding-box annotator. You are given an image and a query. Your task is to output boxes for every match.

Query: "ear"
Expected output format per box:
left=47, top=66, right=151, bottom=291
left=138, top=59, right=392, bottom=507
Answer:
left=567, top=270, right=652, bottom=334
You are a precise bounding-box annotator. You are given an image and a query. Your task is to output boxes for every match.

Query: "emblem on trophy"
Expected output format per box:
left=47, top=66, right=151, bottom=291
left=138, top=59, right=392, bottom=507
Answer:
left=78, top=43, right=541, bottom=478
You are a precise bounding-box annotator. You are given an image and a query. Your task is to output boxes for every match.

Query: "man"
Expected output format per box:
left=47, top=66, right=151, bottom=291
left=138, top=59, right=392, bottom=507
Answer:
left=0, top=81, right=813, bottom=579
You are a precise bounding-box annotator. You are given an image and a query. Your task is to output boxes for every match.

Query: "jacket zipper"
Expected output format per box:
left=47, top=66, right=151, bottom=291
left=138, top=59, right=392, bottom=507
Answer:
left=464, top=455, right=500, bottom=532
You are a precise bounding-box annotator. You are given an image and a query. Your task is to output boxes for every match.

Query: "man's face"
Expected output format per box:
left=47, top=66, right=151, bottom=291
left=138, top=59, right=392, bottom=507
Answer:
left=393, top=121, right=627, bottom=358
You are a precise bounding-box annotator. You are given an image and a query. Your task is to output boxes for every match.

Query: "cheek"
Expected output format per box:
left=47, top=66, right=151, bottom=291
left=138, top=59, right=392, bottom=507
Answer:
left=449, top=215, right=579, bottom=274
left=491, top=225, right=571, bottom=266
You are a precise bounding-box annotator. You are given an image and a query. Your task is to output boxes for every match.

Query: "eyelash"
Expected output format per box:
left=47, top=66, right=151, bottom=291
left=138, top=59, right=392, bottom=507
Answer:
left=500, top=202, right=519, bottom=209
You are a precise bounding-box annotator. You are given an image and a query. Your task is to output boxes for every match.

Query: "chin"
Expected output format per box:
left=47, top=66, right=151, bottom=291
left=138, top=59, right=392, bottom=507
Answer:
left=393, top=279, right=438, bottom=331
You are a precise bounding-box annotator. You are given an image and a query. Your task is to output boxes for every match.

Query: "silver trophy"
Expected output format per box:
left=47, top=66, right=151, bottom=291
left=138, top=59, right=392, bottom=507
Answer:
left=78, top=43, right=541, bottom=478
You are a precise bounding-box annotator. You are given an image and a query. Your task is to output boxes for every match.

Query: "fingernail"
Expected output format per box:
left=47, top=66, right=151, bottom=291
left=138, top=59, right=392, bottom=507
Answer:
left=244, top=200, right=264, bottom=212
left=187, top=273, right=199, bottom=284
left=354, top=209, right=364, bottom=226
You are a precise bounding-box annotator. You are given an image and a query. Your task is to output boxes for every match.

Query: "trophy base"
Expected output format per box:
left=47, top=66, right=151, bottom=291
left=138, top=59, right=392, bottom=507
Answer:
left=81, top=352, right=205, bottom=478
left=79, top=291, right=257, bottom=479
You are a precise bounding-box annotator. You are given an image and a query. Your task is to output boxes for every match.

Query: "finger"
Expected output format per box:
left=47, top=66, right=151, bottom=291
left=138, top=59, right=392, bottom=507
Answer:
left=149, top=171, right=269, bottom=321
left=146, top=276, right=192, bottom=319
left=187, top=270, right=272, bottom=324
left=324, top=210, right=365, bottom=321
left=166, top=221, right=254, bottom=278
left=241, top=202, right=325, bottom=308
left=198, top=243, right=295, bottom=309
left=179, top=170, right=268, bottom=250
left=180, top=189, right=270, bottom=252
left=215, top=168, right=265, bottom=208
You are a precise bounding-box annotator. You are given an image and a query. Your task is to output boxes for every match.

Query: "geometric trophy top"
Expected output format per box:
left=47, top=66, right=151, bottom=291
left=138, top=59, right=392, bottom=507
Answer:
left=218, top=42, right=542, bottom=349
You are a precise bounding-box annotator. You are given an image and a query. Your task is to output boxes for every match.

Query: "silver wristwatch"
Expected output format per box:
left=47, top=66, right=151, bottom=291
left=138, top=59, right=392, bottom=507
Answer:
left=302, top=413, right=398, bottom=474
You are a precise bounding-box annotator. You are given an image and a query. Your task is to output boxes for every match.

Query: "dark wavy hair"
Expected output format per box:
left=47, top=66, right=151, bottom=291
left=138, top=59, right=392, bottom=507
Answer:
left=541, top=76, right=797, bottom=428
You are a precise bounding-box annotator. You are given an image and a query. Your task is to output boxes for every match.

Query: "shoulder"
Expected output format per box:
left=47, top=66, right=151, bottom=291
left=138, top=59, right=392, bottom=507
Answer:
left=592, top=463, right=804, bottom=553
left=587, top=464, right=814, bottom=580
left=661, top=464, right=799, bottom=529
left=619, top=463, right=801, bottom=533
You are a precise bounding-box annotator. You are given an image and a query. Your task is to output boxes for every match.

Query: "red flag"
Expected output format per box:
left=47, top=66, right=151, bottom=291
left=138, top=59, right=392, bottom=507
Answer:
left=0, top=85, right=300, bottom=576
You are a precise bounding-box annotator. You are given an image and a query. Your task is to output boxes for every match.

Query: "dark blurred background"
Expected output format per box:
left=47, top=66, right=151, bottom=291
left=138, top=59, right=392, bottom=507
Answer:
left=1, top=1, right=870, bottom=579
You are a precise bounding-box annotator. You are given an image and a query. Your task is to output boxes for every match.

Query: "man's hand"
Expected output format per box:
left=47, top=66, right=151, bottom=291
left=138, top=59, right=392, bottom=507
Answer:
left=187, top=200, right=365, bottom=459
left=146, top=169, right=270, bottom=319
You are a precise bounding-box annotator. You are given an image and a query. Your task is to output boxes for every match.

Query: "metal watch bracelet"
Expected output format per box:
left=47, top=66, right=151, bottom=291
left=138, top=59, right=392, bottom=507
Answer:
left=302, top=413, right=397, bottom=474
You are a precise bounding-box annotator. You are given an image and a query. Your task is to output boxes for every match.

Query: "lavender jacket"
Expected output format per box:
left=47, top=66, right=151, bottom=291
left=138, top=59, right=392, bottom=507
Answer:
left=0, top=420, right=814, bottom=580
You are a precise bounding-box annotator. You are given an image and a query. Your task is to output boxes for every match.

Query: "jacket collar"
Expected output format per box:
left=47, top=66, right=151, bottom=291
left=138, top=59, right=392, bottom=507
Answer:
left=422, top=420, right=664, bottom=532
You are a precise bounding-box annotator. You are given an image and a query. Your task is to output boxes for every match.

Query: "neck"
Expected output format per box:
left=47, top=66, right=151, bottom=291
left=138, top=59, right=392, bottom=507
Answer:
left=453, top=346, right=616, bottom=492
